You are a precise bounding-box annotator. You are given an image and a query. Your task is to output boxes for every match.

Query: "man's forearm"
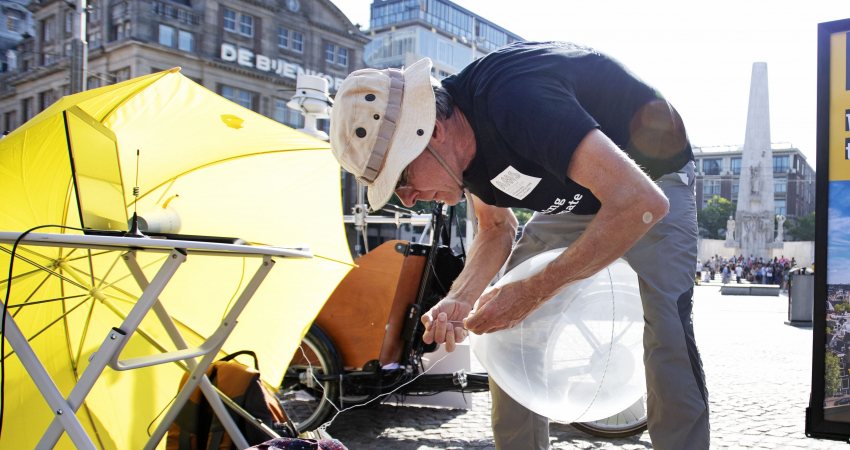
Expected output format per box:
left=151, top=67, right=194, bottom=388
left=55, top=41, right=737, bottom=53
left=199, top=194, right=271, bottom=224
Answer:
left=447, top=211, right=517, bottom=306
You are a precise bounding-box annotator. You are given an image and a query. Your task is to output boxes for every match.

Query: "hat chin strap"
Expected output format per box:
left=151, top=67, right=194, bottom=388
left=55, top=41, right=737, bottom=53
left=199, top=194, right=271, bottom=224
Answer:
left=425, top=144, right=477, bottom=230
left=425, top=145, right=466, bottom=190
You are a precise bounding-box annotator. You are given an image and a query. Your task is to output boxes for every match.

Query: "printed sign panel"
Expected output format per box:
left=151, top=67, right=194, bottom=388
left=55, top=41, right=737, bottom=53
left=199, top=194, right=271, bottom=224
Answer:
left=807, top=18, right=850, bottom=441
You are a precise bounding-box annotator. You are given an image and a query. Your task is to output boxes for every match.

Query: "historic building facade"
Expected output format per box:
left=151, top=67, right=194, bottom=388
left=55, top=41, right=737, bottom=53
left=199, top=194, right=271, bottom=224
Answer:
left=0, top=0, right=369, bottom=134
left=693, top=143, right=816, bottom=221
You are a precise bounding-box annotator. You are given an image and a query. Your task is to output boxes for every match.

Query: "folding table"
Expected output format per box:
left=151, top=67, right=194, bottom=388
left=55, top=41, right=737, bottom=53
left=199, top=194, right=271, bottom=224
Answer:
left=0, top=231, right=312, bottom=450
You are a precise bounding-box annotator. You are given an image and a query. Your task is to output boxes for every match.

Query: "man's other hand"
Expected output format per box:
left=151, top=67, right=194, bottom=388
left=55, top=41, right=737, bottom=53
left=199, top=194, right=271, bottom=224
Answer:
left=421, top=298, right=472, bottom=352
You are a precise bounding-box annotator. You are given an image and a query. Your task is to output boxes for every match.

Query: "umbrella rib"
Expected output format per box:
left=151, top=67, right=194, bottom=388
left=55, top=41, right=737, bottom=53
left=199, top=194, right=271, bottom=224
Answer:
left=7, top=293, right=89, bottom=309
left=0, top=244, right=62, bottom=264
left=0, top=250, right=90, bottom=293
left=6, top=270, right=87, bottom=314
left=63, top=253, right=166, bottom=306
left=2, top=295, right=92, bottom=361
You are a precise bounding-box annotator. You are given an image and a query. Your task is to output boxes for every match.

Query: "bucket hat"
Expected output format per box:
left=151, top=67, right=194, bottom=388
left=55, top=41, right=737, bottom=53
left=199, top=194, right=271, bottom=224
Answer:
left=330, top=58, right=436, bottom=210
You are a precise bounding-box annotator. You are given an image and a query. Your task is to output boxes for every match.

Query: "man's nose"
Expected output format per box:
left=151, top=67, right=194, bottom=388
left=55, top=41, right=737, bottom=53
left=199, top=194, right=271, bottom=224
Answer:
left=395, top=188, right=416, bottom=207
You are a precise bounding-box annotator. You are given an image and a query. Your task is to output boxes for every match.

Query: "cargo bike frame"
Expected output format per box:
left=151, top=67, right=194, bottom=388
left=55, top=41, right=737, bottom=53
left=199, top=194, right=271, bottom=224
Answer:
left=276, top=203, right=646, bottom=439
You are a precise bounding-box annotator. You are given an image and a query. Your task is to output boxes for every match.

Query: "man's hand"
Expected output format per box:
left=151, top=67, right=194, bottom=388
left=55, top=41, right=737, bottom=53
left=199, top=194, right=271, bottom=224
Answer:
left=421, top=297, right=472, bottom=352
left=464, top=280, right=546, bottom=334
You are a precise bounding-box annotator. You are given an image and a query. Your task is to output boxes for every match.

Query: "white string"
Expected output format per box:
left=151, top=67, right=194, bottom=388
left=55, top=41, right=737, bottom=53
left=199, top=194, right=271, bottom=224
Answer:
left=294, top=344, right=453, bottom=434
left=575, top=266, right=617, bottom=421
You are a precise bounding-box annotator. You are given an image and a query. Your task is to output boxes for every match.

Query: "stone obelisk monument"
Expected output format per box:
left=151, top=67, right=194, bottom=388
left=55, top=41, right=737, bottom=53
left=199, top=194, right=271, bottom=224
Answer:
left=735, top=62, right=775, bottom=260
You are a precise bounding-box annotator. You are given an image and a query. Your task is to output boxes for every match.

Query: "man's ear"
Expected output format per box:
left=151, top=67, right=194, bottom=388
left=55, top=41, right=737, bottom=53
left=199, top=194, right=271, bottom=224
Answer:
left=432, top=118, right=445, bottom=141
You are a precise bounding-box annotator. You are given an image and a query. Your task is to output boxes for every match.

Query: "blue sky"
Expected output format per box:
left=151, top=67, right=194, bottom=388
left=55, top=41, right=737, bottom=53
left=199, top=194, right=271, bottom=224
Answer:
left=332, top=0, right=850, bottom=164
left=829, top=181, right=850, bottom=285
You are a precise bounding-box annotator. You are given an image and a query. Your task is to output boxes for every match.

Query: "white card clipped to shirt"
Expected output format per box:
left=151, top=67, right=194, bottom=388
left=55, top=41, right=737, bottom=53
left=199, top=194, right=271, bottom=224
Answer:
left=490, top=166, right=541, bottom=200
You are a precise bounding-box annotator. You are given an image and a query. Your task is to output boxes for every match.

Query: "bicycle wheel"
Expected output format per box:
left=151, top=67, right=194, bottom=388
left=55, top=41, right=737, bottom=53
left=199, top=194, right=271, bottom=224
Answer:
left=277, top=324, right=342, bottom=432
left=570, top=394, right=648, bottom=438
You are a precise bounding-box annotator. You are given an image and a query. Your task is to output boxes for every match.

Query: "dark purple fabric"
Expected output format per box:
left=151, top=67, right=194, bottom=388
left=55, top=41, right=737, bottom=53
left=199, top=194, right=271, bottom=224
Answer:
left=248, top=437, right=347, bottom=450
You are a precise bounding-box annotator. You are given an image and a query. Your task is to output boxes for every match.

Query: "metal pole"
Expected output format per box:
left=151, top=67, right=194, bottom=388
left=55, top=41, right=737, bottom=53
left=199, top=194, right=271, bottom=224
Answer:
left=70, top=0, right=87, bottom=93
left=353, top=184, right=367, bottom=256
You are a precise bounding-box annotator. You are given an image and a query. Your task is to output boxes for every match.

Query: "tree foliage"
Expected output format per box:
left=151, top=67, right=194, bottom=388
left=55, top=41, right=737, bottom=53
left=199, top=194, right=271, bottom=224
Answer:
left=826, top=352, right=842, bottom=398
left=697, top=195, right=736, bottom=239
left=787, top=212, right=815, bottom=241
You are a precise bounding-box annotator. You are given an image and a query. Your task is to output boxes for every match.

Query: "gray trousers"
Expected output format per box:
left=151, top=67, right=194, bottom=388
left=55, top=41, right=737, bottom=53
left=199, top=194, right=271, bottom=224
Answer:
left=490, top=161, right=710, bottom=450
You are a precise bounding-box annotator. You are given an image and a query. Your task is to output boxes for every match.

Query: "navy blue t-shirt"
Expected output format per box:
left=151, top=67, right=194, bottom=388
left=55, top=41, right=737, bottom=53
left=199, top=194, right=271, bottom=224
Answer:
left=442, top=41, right=693, bottom=215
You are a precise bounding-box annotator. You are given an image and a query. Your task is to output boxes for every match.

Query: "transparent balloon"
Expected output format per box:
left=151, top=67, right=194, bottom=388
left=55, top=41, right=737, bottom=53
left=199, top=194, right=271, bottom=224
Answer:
left=470, top=248, right=645, bottom=423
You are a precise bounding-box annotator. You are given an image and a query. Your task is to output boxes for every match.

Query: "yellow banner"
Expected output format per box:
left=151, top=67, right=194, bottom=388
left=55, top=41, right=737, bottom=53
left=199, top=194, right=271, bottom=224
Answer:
left=830, top=31, right=850, bottom=180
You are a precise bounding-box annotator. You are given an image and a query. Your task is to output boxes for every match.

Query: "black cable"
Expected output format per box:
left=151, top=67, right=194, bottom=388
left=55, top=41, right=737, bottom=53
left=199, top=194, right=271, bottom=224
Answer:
left=1, top=224, right=85, bottom=440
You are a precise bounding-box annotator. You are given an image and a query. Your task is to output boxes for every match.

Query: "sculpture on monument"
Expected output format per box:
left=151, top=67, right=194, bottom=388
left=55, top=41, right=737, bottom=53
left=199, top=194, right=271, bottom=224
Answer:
left=726, top=216, right=736, bottom=243
left=775, top=214, right=786, bottom=243
left=749, top=164, right=762, bottom=194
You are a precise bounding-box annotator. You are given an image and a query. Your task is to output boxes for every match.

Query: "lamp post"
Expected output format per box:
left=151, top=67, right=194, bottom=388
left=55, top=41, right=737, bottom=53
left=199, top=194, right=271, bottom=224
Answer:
left=69, top=0, right=88, bottom=93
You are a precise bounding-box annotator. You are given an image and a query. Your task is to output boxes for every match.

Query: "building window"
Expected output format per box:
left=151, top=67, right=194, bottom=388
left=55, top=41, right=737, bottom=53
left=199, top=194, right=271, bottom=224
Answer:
left=41, top=16, right=55, bottom=43
left=223, top=9, right=237, bottom=32
left=158, top=24, right=174, bottom=46
left=702, top=158, right=721, bottom=176
left=178, top=30, right=194, bottom=52
left=773, top=155, right=790, bottom=173
left=292, top=31, right=303, bottom=52
left=65, top=11, right=73, bottom=34
left=38, top=89, right=55, bottom=110
left=111, top=20, right=131, bottom=41
left=4, top=111, right=17, bottom=133
left=703, top=179, right=720, bottom=197
left=89, top=0, right=101, bottom=22
left=775, top=199, right=786, bottom=216
left=7, top=9, right=25, bottom=33
left=89, top=31, right=102, bottom=48
left=324, top=43, right=349, bottom=66
left=21, top=97, right=33, bottom=121
left=730, top=157, right=741, bottom=175
left=278, top=27, right=289, bottom=48
left=278, top=27, right=304, bottom=53
left=110, top=67, right=131, bottom=82
left=731, top=180, right=739, bottom=198
left=325, top=43, right=335, bottom=63
left=239, top=14, right=253, bottom=36
left=774, top=180, right=787, bottom=194
left=337, top=47, right=348, bottom=66
left=87, top=76, right=101, bottom=89
left=224, top=8, right=254, bottom=37
left=273, top=98, right=304, bottom=128
left=221, top=85, right=254, bottom=110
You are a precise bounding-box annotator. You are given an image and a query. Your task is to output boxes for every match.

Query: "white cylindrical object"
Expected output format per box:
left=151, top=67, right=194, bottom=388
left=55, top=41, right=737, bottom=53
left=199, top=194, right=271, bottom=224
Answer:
left=137, top=207, right=182, bottom=234
left=470, top=248, right=645, bottom=423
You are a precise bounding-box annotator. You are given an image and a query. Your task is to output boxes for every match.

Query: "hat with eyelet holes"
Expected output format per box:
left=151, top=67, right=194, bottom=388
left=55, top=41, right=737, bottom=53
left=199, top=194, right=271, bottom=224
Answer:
left=330, top=58, right=436, bottom=211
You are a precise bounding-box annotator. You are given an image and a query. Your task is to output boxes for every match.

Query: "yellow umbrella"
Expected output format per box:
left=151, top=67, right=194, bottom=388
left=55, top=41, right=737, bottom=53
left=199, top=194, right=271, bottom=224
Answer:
left=0, top=68, right=352, bottom=449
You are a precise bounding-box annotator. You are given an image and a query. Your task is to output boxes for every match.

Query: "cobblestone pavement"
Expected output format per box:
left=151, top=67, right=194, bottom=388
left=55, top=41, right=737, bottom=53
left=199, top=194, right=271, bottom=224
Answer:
left=324, top=284, right=846, bottom=449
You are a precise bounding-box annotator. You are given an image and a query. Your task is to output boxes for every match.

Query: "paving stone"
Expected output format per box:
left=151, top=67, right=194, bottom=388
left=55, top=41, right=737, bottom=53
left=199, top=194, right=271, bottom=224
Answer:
left=323, top=285, right=848, bottom=449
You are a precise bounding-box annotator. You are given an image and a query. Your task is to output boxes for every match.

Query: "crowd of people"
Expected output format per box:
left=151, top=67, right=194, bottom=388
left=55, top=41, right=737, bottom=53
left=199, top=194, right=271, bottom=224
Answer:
left=698, top=254, right=798, bottom=288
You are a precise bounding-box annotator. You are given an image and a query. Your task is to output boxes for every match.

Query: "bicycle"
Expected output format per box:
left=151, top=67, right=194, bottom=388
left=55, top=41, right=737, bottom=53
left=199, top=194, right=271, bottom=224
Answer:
left=277, top=203, right=647, bottom=439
